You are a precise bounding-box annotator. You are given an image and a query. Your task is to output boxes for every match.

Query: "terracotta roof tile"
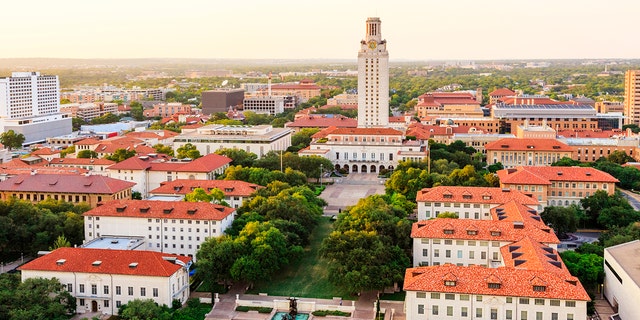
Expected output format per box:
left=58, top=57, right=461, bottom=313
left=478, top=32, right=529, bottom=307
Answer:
left=497, top=166, right=618, bottom=184
left=19, top=247, right=190, bottom=277
left=416, top=186, right=538, bottom=205
left=489, top=88, right=516, bottom=96
left=49, top=158, right=116, bottom=166
left=107, top=154, right=231, bottom=172
left=286, top=115, right=357, bottom=129
left=404, top=265, right=590, bottom=301
left=0, top=174, right=135, bottom=194
left=485, top=138, right=573, bottom=152
left=326, top=128, right=403, bottom=136
left=84, top=199, right=234, bottom=220
left=150, top=179, right=262, bottom=197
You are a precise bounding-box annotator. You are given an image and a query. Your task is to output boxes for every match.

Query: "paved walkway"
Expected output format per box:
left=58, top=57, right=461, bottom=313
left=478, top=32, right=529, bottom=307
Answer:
left=0, top=256, right=31, bottom=273
left=320, top=173, right=386, bottom=215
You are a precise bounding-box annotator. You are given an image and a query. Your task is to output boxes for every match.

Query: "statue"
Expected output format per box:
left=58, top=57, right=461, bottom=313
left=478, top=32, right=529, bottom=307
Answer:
left=282, top=297, right=298, bottom=320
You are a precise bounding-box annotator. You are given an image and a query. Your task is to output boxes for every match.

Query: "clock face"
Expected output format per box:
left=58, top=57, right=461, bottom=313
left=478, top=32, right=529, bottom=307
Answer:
left=368, top=40, right=377, bottom=50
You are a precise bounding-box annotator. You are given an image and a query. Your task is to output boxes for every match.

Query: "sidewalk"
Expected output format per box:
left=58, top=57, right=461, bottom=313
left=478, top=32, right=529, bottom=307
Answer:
left=0, top=256, right=30, bottom=273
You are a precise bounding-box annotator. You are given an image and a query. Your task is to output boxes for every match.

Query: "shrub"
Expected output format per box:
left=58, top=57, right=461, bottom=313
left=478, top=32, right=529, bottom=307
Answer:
left=235, top=306, right=273, bottom=313
left=312, top=310, right=351, bottom=317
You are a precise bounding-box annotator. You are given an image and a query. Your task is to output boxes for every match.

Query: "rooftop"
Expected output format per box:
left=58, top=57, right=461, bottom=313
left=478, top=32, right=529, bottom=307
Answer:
left=150, top=179, right=262, bottom=197
left=416, top=186, right=538, bottom=206
left=83, top=199, right=235, bottom=220
left=605, top=240, right=640, bottom=288
left=497, top=166, right=619, bottom=184
left=484, top=138, right=573, bottom=152
left=0, top=174, right=135, bottom=194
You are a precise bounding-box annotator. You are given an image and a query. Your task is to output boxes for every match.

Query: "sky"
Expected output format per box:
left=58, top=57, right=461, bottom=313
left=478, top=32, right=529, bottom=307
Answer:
left=1, top=0, right=639, bottom=61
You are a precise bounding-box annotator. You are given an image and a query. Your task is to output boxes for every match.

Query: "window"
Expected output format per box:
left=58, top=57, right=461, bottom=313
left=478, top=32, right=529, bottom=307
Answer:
left=79, top=299, right=85, bottom=306
left=565, top=301, right=576, bottom=307
left=476, top=308, right=482, bottom=317
left=535, top=299, right=545, bottom=305
left=536, top=312, right=542, bottom=320
left=460, top=294, right=469, bottom=301
left=469, top=251, right=475, bottom=259
left=506, top=310, right=513, bottom=320
left=422, top=249, right=428, bottom=257
left=445, top=250, right=451, bottom=258
left=67, top=283, right=72, bottom=292
left=506, top=297, right=513, bottom=303
left=445, top=293, right=454, bottom=300
left=104, top=300, right=109, bottom=307
left=447, top=306, right=453, bottom=316
left=521, top=311, right=528, bottom=320
left=104, top=285, right=109, bottom=294
left=434, top=249, right=439, bottom=257
left=552, top=313, right=558, bottom=320
left=550, top=299, right=560, bottom=306
left=116, top=301, right=122, bottom=308
left=533, top=285, right=546, bottom=292
left=461, top=307, right=468, bottom=317
left=430, top=293, right=440, bottom=299
left=153, top=288, right=159, bottom=297
left=490, top=308, right=497, bottom=320
left=567, top=314, right=574, bottom=320
left=476, top=295, right=483, bottom=302
left=444, top=280, right=456, bottom=286
left=519, top=298, right=529, bottom=304
left=128, top=286, right=134, bottom=296
left=79, top=284, right=85, bottom=293
left=141, top=287, right=146, bottom=296
left=432, top=305, right=438, bottom=315
left=116, top=286, right=121, bottom=295
left=417, top=304, right=424, bottom=314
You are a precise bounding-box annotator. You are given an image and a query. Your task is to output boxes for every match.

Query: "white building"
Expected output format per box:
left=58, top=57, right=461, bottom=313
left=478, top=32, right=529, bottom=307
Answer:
left=19, top=247, right=191, bottom=316
left=173, top=124, right=291, bottom=158
left=83, top=200, right=236, bottom=261
left=416, top=186, right=539, bottom=221
left=243, top=96, right=285, bottom=115
left=603, top=240, right=640, bottom=320
left=107, top=153, right=232, bottom=198
left=0, top=72, right=71, bottom=144
left=357, top=17, right=389, bottom=128
left=301, top=127, right=427, bottom=173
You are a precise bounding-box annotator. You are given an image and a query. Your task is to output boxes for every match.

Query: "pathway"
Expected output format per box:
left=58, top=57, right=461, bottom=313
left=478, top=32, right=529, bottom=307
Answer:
left=319, top=173, right=386, bottom=215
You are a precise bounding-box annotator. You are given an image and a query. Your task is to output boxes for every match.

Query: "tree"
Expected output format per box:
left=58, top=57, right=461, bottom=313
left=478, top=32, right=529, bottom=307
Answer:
left=59, top=145, right=75, bottom=158
left=215, top=148, right=257, bottom=167
left=77, top=150, right=98, bottom=158
left=153, top=144, right=174, bottom=157
left=559, top=251, right=604, bottom=290
left=540, top=205, right=579, bottom=239
left=130, top=101, right=145, bottom=121
left=607, top=150, right=634, bottom=165
left=597, top=206, right=640, bottom=229
left=105, top=148, right=137, bottom=162
left=0, top=130, right=25, bottom=150
left=9, top=277, right=76, bottom=320
left=551, top=157, right=581, bottom=167
left=118, top=299, right=171, bottom=320
left=184, top=188, right=213, bottom=203
left=580, top=190, right=633, bottom=228
left=289, top=128, right=320, bottom=152
left=49, top=235, right=71, bottom=250
left=71, top=117, right=86, bottom=131
left=487, top=162, right=504, bottom=173
left=176, top=143, right=201, bottom=159
left=132, top=191, right=142, bottom=200
left=436, top=212, right=459, bottom=219
left=90, top=112, right=119, bottom=124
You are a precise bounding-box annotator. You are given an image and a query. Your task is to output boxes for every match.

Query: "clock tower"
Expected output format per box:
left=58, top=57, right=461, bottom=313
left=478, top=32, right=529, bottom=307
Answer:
left=357, top=17, right=389, bottom=128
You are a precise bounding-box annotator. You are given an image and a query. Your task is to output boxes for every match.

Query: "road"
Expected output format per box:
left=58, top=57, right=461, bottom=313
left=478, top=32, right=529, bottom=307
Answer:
left=618, top=188, right=640, bottom=210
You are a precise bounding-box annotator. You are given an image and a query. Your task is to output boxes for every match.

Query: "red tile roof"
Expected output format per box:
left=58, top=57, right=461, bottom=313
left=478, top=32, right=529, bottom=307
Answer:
left=326, top=127, right=404, bottom=136
left=19, top=247, right=190, bottom=277
left=556, top=129, right=626, bottom=139
left=501, top=237, right=568, bottom=275
left=406, top=123, right=473, bottom=140
left=411, top=217, right=558, bottom=245
left=489, top=88, right=516, bottom=96
left=107, top=153, right=231, bottom=172
left=0, top=158, right=47, bottom=168
left=0, top=167, right=89, bottom=176
left=484, top=138, right=573, bottom=152
left=286, top=115, right=357, bottom=129
left=416, top=186, right=538, bottom=206
left=150, top=179, right=262, bottom=197
left=31, top=147, right=60, bottom=156
left=75, top=138, right=102, bottom=146
left=497, top=166, right=618, bottom=184
left=490, top=201, right=549, bottom=227
left=404, top=264, right=589, bottom=301
left=49, top=158, right=116, bottom=166
left=125, top=130, right=178, bottom=139
left=84, top=199, right=235, bottom=220
left=0, top=174, right=135, bottom=194
left=499, top=97, right=562, bottom=105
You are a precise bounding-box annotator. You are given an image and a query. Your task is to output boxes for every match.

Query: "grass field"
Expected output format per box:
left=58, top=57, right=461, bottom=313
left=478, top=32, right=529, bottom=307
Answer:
left=248, top=217, right=353, bottom=300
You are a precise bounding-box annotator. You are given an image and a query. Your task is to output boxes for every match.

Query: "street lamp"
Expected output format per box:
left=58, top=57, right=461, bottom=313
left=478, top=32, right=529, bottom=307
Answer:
left=320, top=164, right=323, bottom=188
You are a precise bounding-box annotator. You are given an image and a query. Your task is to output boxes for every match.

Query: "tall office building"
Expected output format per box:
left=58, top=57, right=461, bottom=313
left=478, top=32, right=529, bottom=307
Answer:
left=0, top=72, right=71, bottom=145
left=357, top=17, right=389, bottom=128
left=624, top=70, right=640, bottom=126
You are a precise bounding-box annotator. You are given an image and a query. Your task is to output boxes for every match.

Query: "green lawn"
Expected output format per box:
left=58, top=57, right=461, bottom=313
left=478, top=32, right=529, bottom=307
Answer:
left=248, top=217, right=353, bottom=299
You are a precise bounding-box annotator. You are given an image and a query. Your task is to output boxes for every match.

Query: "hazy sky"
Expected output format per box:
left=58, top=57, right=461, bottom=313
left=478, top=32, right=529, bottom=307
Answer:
left=2, top=0, right=639, bottom=61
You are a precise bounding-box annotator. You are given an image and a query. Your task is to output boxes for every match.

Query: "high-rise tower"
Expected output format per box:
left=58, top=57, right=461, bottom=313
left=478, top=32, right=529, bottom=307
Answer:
left=357, top=17, right=389, bottom=128
left=624, top=70, right=640, bottom=126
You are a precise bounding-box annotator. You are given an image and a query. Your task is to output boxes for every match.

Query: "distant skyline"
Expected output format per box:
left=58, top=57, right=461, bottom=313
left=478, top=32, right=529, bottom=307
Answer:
left=2, top=0, right=639, bottom=61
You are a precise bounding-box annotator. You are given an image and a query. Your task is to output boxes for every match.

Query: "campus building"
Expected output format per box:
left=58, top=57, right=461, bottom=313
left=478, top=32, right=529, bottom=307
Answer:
left=603, top=240, right=640, bottom=320
left=19, top=247, right=191, bottom=316
left=149, top=179, right=263, bottom=208
left=83, top=200, right=236, bottom=260
left=0, top=72, right=72, bottom=144
left=357, top=17, right=389, bottom=128
left=624, top=70, right=640, bottom=126
left=485, top=138, right=574, bottom=168
left=497, top=166, right=618, bottom=208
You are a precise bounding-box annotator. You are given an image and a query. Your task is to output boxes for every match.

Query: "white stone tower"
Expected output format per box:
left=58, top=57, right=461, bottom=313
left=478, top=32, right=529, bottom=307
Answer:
left=357, top=17, right=389, bottom=128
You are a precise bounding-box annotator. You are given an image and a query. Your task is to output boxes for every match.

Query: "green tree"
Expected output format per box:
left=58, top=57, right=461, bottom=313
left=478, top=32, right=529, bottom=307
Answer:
left=540, top=205, right=579, bottom=238
left=436, top=212, right=459, bottom=219
left=153, top=144, right=174, bottom=157
left=580, top=190, right=633, bottom=228
left=289, top=128, right=320, bottom=152
left=77, top=150, right=98, bottom=158
left=9, top=277, right=76, bottom=320
left=132, top=191, right=142, bottom=200
left=105, top=148, right=137, bottom=162
left=196, top=236, right=244, bottom=287
left=184, top=188, right=213, bottom=202
left=71, top=117, right=86, bottom=131
left=215, top=148, right=257, bottom=167
left=118, top=299, right=171, bottom=320
left=130, top=101, right=145, bottom=121
left=607, top=150, right=634, bottom=165
left=551, top=157, right=582, bottom=167
left=59, top=145, right=75, bottom=158
left=559, top=251, right=604, bottom=290
left=0, top=130, right=25, bottom=150
left=486, top=162, right=504, bottom=173
left=597, top=206, right=640, bottom=229
left=176, top=143, right=201, bottom=159
left=49, top=235, right=71, bottom=251
left=90, top=112, right=119, bottom=124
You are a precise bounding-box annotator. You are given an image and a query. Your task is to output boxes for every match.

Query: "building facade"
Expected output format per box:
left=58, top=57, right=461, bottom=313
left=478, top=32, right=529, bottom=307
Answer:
left=19, top=247, right=191, bottom=316
left=149, top=179, right=263, bottom=208
left=485, top=138, right=574, bottom=168
left=357, top=17, right=389, bottom=128
left=83, top=200, right=235, bottom=260
left=201, top=89, right=245, bottom=115
left=0, top=71, right=72, bottom=144
left=497, top=166, right=618, bottom=208
left=603, top=240, right=640, bottom=320
left=624, top=70, right=640, bottom=126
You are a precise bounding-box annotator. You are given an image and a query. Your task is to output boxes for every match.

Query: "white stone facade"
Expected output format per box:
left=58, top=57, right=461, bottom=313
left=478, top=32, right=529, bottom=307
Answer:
left=357, top=17, right=389, bottom=128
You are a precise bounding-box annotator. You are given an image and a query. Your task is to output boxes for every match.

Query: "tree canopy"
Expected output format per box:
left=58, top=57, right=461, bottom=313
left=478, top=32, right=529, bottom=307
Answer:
left=0, top=275, right=76, bottom=320
left=0, top=130, right=25, bottom=150
left=176, top=143, right=201, bottom=159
